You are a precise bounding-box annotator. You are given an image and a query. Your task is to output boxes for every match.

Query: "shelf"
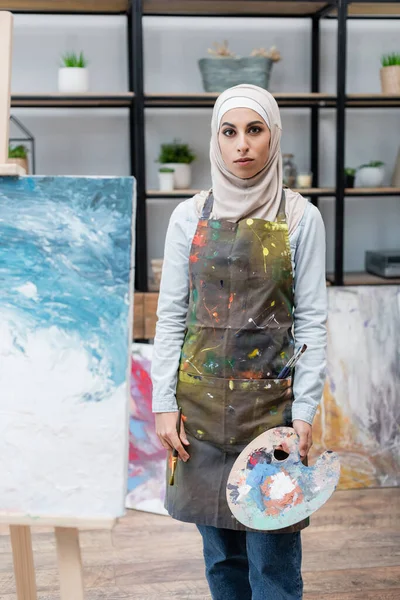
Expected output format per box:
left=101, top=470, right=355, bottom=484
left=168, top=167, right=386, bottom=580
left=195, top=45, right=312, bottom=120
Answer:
left=145, top=94, right=400, bottom=109
left=10, top=93, right=399, bottom=111
left=8, top=1, right=397, bottom=18
left=143, top=1, right=336, bottom=17
left=2, top=1, right=129, bottom=13
left=327, top=272, right=400, bottom=286
left=347, top=94, right=400, bottom=108
left=147, top=188, right=337, bottom=199
left=11, top=93, right=134, bottom=108
left=347, top=2, right=400, bottom=17
left=345, top=187, right=400, bottom=196
left=147, top=188, right=400, bottom=199
left=145, top=93, right=337, bottom=108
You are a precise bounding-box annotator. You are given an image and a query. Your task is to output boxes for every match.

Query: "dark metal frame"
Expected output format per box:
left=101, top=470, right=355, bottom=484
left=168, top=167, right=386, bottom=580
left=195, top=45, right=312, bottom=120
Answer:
left=128, top=0, right=148, bottom=291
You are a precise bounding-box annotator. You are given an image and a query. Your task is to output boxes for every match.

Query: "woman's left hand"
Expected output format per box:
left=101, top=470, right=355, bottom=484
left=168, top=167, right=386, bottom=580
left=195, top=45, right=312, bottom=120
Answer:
left=292, top=420, right=313, bottom=459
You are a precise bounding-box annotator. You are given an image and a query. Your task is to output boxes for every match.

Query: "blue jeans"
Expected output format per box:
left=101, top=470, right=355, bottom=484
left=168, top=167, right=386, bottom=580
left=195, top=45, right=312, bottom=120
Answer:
left=197, top=526, right=303, bottom=600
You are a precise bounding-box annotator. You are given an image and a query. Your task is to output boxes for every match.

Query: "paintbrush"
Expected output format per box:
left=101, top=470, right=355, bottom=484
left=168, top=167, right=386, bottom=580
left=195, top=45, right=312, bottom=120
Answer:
left=169, top=407, right=182, bottom=486
left=277, top=344, right=307, bottom=379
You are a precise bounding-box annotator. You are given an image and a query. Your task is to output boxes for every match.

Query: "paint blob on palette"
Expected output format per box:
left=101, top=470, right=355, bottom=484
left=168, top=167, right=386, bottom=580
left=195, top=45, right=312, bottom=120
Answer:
left=227, top=427, right=340, bottom=530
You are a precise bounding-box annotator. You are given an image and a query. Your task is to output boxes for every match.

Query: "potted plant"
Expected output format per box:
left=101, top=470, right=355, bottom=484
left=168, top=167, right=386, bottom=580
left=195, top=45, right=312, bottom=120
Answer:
left=158, top=167, right=175, bottom=192
left=344, top=167, right=356, bottom=188
left=157, top=140, right=196, bottom=189
left=356, top=161, right=385, bottom=187
left=380, top=52, right=400, bottom=94
left=58, top=51, right=89, bottom=93
left=8, top=144, right=28, bottom=174
left=198, top=41, right=281, bottom=92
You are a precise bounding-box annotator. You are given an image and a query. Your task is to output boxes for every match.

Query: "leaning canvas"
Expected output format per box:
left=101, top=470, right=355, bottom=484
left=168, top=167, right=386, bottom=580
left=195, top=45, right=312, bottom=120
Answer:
left=0, top=176, right=136, bottom=521
left=310, top=286, right=400, bottom=489
left=126, top=343, right=168, bottom=516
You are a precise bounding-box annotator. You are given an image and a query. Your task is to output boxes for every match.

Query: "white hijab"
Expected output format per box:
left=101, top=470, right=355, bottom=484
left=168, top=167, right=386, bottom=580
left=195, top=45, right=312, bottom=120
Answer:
left=195, top=84, right=308, bottom=235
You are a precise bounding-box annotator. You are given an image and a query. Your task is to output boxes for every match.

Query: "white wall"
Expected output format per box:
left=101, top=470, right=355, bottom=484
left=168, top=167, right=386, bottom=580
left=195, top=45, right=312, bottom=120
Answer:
left=11, top=15, right=400, bottom=276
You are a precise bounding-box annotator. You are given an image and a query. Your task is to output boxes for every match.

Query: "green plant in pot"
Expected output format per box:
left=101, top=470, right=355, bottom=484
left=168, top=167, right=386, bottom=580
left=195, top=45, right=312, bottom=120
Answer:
left=380, top=52, right=400, bottom=94
left=157, top=140, right=196, bottom=189
left=8, top=144, right=29, bottom=174
left=344, top=167, right=356, bottom=188
left=357, top=160, right=385, bottom=188
left=58, top=51, right=89, bottom=93
left=158, top=167, right=175, bottom=192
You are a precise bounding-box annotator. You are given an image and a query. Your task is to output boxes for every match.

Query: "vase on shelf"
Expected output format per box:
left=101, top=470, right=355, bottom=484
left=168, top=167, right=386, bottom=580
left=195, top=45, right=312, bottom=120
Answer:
left=282, top=154, right=297, bottom=187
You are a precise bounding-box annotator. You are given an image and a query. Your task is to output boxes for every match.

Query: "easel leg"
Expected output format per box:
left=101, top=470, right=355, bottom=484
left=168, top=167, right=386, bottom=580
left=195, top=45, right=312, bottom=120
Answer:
left=9, top=525, right=38, bottom=600
left=55, top=527, right=85, bottom=600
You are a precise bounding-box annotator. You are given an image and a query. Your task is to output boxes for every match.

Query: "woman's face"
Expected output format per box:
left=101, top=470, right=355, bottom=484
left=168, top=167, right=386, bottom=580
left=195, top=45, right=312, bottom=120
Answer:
left=218, top=107, right=271, bottom=179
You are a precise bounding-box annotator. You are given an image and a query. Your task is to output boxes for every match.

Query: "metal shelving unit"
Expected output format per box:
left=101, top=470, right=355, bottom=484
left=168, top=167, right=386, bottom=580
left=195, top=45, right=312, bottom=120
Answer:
left=5, top=1, right=400, bottom=289
left=133, top=0, right=400, bottom=288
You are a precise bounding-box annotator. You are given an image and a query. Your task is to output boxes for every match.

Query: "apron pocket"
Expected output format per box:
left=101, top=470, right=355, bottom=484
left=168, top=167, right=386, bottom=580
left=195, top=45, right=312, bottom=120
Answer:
left=176, top=371, right=293, bottom=449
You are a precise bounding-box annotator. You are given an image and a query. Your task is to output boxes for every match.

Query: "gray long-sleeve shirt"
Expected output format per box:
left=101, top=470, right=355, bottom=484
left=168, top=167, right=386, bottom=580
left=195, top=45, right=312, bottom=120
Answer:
left=151, top=196, right=327, bottom=425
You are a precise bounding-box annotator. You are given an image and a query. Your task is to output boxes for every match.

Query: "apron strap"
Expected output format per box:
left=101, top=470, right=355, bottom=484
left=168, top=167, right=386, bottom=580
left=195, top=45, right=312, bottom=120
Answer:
left=201, top=190, right=214, bottom=219
left=276, top=189, right=287, bottom=223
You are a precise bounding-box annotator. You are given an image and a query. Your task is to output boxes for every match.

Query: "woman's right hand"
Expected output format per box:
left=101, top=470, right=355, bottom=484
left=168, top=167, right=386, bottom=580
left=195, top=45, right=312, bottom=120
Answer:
left=155, top=412, right=190, bottom=462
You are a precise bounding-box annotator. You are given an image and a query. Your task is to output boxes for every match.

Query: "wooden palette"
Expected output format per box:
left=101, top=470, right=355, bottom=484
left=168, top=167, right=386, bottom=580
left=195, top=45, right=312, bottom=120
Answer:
left=227, top=427, right=340, bottom=530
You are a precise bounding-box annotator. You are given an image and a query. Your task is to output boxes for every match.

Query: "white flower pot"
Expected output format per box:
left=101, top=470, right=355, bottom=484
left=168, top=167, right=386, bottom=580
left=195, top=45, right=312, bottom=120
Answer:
left=58, top=67, right=89, bottom=93
left=162, top=163, right=192, bottom=189
left=158, top=172, right=174, bottom=192
left=357, top=166, right=385, bottom=188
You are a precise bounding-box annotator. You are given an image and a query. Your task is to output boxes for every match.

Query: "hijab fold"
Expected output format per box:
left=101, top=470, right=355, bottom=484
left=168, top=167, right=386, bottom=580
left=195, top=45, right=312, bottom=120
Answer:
left=194, top=84, right=308, bottom=236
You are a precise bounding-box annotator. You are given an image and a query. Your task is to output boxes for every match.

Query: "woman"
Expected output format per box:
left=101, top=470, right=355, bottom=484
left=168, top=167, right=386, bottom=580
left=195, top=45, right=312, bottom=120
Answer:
left=151, top=84, right=327, bottom=600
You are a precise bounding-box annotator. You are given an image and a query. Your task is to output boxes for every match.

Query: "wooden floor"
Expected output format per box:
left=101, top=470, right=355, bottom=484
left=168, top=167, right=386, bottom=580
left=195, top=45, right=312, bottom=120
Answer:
left=0, top=488, right=399, bottom=599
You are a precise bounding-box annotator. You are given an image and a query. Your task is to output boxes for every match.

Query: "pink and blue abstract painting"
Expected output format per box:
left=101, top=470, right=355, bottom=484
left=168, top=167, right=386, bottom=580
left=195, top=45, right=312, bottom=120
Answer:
left=0, top=176, right=136, bottom=521
left=126, top=343, right=168, bottom=515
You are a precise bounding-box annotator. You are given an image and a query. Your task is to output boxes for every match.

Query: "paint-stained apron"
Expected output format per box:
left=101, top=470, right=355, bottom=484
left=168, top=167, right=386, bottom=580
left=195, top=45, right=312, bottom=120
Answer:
left=165, top=190, right=309, bottom=533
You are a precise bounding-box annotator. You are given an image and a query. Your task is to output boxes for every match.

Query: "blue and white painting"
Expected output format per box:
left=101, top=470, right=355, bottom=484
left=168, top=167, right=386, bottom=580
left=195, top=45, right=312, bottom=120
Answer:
left=0, top=176, right=136, bottom=521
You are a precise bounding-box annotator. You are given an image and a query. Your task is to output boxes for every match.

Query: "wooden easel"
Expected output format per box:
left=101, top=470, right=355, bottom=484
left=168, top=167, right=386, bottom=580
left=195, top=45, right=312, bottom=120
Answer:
left=0, top=12, right=117, bottom=599
left=1, top=514, right=116, bottom=600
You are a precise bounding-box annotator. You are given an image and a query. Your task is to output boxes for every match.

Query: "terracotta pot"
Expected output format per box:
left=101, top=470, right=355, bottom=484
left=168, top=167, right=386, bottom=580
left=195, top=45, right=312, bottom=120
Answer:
left=380, top=65, right=400, bottom=95
left=7, top=157, right=28, bottom=174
